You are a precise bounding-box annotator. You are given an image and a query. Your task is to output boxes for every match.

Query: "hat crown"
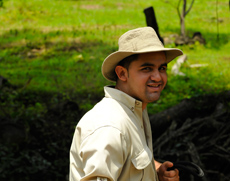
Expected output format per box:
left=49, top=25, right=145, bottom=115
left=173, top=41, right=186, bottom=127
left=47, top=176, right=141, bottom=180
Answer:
left=118, top=27, right=164, bottom=52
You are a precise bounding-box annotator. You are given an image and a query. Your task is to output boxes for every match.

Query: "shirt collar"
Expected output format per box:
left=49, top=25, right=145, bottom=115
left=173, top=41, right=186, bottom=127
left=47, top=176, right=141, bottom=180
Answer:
left=104, top=86, right=143, bottom=111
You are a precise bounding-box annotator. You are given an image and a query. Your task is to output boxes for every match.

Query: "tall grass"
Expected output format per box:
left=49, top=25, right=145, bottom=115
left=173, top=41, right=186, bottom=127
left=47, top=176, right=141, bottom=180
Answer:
left=0, top=0, right=229, bottom=113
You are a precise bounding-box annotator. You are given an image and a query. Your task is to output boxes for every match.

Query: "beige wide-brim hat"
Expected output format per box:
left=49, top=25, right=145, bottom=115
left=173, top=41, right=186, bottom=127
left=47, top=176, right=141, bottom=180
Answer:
left=102, top=27, right=183, bottom=82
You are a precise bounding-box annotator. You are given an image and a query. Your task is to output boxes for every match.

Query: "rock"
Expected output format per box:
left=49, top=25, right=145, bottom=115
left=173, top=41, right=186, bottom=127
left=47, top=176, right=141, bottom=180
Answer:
left=192, top=32, right=206, bottom=44
left=174, top=32, right=206, bottom=46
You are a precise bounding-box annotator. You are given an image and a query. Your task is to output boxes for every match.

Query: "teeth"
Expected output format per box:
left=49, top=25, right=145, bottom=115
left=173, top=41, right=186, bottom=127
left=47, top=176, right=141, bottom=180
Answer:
left=149, top=85, right=159, bottom=87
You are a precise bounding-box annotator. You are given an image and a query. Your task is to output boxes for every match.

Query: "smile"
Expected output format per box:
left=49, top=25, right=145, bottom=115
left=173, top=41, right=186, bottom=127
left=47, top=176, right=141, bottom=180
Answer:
left=148, top=84, right=160, bottom=87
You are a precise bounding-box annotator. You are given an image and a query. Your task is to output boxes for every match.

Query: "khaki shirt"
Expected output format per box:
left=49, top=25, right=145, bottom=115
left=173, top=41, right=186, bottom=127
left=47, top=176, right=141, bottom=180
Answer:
left=70, top=86, right=158, bottom=181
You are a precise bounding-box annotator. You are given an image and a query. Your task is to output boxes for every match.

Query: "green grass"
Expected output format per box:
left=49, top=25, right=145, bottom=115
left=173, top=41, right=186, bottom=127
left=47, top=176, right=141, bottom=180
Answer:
left=0, top=0, right=229, bottom=113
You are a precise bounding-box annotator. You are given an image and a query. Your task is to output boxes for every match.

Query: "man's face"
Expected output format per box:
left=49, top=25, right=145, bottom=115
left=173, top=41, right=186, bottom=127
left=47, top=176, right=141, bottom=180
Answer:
left=125, top=52, right=167, bottom=107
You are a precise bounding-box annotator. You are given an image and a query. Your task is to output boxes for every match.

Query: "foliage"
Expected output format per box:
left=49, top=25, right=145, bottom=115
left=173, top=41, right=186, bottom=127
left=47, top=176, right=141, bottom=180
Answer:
left=0, top=87, right=84, bottom=180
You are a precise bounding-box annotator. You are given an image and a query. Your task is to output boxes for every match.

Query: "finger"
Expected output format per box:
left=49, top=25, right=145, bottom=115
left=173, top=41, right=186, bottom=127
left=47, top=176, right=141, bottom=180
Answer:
left=175, top=168, right=179, bottom=176
left=163, top=174, right=180, bottom=181
left=161, top=161, right=174, bottom=171
left=165, top=171, right=175, bottom=177
left=164, top=169, right=177, bottom=177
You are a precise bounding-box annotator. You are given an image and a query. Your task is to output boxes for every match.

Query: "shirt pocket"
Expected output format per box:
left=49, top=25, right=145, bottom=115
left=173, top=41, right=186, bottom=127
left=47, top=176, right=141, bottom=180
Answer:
left=131, top=147, right=153, bottom=170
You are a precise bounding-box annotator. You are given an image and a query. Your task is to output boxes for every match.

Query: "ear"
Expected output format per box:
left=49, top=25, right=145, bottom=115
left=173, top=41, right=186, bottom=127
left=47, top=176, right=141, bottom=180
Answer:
left=115, top=65, right=128, bottom=82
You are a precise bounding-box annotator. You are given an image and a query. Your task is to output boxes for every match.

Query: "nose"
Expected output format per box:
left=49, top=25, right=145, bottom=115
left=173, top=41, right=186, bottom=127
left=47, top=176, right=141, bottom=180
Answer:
left=150, top=70, right=161, bottom=82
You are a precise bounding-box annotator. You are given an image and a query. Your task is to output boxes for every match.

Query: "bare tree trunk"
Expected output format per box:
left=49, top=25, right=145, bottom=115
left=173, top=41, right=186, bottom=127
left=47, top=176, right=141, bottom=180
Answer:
left=177, top=0, right=195, bottom=37
left=177, top=0, right=185, bottom=37
left=180, top=15, right=185, bottom=37
left=180, top=0, right=186, bottom=37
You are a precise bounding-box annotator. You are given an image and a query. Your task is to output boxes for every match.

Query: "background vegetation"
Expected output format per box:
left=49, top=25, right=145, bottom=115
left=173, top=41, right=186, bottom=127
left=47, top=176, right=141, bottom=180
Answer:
left=0, top=0, right=229, bottom=180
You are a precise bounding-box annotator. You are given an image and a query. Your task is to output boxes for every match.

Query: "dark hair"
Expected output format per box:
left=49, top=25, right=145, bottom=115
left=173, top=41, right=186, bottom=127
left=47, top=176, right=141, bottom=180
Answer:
left=114, top=54, right=139, bottom=81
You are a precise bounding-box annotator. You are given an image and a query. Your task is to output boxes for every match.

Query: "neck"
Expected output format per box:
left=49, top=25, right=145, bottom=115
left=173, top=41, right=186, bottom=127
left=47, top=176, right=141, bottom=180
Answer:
left=115, top=84, right=147, bottom=111
left=142, top=103, right=147, bottom=111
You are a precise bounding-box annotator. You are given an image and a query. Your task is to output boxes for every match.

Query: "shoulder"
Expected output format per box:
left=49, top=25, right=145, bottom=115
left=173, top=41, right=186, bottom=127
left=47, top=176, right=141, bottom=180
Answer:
left=77, top=97, right=132, bottom=141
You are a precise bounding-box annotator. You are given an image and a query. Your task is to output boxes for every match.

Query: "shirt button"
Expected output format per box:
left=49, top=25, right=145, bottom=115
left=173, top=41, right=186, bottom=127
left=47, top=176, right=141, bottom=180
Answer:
left=136, top=101, right=140, bottom=105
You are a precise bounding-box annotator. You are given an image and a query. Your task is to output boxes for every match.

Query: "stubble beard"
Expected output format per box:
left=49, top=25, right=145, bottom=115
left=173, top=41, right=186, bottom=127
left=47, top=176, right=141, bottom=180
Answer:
left=145, top=90, right=161, bottom=103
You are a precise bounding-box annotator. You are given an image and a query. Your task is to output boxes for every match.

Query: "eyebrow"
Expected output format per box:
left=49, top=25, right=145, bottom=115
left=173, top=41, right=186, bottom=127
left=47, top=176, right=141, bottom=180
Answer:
left=140, top=63, right=168, bottom=67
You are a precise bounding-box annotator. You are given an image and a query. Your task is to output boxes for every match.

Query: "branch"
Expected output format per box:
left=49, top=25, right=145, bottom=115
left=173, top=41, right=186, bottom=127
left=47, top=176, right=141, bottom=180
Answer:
left=164, top=0, right=178, bottom=9
left=185, top=0, right=195, bottom=16
left=177, top=0, right=182, bottom=19
left=183, top=0, right=187, bottom=17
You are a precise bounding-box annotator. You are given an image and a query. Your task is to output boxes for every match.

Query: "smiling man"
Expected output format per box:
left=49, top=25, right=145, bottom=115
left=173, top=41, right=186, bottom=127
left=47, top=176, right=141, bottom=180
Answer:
left=115, top=52, right=168, bottom=109
left=70, top=27, right=183, bottom=181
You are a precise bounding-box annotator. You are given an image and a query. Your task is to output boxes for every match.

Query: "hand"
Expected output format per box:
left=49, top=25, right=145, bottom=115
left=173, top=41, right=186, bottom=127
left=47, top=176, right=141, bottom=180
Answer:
left=157, top=161, right=179, bottom=181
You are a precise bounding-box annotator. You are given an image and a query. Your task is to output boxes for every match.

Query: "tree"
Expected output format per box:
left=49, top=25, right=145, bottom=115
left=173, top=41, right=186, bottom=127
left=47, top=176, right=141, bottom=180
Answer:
left=177, top=0, right=195, bottom=38
left=166, top=0, right=230, bottom=39
left=165, top=0, right=195, bottom=38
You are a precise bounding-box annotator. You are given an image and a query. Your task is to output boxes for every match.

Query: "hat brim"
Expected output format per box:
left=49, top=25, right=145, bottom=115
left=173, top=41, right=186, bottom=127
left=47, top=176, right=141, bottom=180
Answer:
left=102, top=47, right=183, bottom=82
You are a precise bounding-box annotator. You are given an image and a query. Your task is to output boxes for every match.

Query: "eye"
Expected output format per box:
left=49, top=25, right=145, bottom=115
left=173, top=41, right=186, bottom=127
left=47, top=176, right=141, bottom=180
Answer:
left=142, top=67, right=152, bottom=71
left=159, top=66, right=167, bottom=71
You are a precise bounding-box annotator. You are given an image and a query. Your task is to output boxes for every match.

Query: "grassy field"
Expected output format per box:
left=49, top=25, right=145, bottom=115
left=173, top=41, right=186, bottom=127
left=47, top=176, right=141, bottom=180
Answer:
left=0, top=0, right=229, bottom=113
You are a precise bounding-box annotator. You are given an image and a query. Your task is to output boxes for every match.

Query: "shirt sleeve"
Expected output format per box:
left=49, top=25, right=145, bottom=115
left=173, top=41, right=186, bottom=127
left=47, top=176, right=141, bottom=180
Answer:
left=78, top=126, right=127, bottom=181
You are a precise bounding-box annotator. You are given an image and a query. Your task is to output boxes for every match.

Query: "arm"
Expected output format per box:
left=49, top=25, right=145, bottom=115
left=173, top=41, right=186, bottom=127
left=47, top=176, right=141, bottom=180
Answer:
left=70, top=127, right=127, bottom=181
left=155, top=160, right=180, bottom=181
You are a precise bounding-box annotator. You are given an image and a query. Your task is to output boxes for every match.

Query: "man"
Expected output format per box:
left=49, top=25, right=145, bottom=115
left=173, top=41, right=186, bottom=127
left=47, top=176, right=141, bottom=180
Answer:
left=70, top=27, right=183, bottom=181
